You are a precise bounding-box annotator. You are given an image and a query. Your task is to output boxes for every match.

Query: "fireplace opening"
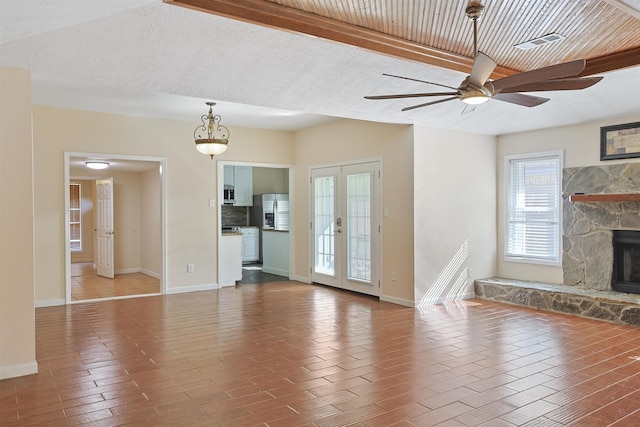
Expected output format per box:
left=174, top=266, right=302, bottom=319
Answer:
left=612, top=230, right=640, bottom=295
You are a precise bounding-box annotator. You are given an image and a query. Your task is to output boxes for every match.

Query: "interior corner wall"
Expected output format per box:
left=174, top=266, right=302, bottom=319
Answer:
left=141, top=167, right=162, bottom=277
left=293, top=119, right=415, bottom=305
left=0, top=67, right=37, bottom=379
left=413, top=126, right=497, bottom=306
left=496, top=114, right=640, bottom=284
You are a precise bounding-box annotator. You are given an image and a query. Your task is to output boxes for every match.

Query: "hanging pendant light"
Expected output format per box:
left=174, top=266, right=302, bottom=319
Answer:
left=194, top=101, right=229, bottom=159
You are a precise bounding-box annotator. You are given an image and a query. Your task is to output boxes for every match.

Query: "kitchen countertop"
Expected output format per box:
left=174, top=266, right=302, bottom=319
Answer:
left=221, top=232, right=243, bottom=236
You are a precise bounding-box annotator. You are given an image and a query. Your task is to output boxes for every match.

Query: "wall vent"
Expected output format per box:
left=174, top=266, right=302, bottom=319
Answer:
left=514, top=33, right=566, bottom=50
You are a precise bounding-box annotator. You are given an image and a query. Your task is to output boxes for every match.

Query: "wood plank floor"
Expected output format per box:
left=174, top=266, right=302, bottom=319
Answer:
left=71, top=263, right=160, bottom=301
left=2, top=281, right=640, bottom=426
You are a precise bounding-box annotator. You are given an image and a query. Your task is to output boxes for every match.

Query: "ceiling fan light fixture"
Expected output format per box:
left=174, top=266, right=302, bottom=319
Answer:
left=461, top=94, right=490, bottom=105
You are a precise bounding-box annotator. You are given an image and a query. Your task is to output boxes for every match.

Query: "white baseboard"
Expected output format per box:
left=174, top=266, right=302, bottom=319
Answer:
left=262, top=267, right=289, bottom=277
left=115, top=268, right=140, bottom=275
left=166, top=283, right=218, bottom=294
left=380, top=294, right=415, bottom=307
left=140, top=269, right=161, bottom=279
left=293, top=275, right=310, bottom=283
left=417, top=291, right=476, bottom=308
left=0, top=361, right=38, bottom=380
left=35, top=298, right=66, bottom=308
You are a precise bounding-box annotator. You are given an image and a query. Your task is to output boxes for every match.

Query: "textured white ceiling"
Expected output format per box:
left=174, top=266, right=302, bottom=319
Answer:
left=1, top=0, right=639, bottom=135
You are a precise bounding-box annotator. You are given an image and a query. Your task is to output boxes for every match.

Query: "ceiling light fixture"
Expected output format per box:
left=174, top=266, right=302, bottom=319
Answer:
left=194, top=101, right=229, bottom=159
left=85, top=161, right=109, bottom=170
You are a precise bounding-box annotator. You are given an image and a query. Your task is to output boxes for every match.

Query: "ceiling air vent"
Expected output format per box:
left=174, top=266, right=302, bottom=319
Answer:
left=514, top=33, right=566, bottom=50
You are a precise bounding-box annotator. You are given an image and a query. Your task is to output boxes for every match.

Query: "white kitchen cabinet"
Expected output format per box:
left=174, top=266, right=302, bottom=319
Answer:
left=219, top=234, right=242, bottom=286
left=238, top=226, right=259, bottom=263
left=233, top=166, right=253, bottom=206
left=223, top=165, right=234, bottom=187
left=262, top=230, right=289, bottom=277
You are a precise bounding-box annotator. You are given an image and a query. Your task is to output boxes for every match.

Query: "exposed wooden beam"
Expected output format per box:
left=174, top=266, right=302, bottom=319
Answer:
left=581, top=46, right=640, bottom=76
left=165, top=0, right=516, bottom=79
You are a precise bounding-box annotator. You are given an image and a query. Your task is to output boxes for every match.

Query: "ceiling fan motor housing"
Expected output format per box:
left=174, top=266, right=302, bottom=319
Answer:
left=459, top=77, right=492, bottom=104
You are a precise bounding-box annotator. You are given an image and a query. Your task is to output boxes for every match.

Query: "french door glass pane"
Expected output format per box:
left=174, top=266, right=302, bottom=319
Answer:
left=314, top=176, right=335, bottom=275
left=347, top=173, right=371, bottom=282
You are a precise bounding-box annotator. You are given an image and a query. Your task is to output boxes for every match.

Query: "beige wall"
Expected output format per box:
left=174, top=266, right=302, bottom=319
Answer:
left=294, top=119, right=415, bottom=304
left=253, top=167, right=289, bottom=194
left=141, top=167, right=162, bottom=276
left=496, top=114, right=640, bottom=283
left=413, top=126, right=497, bottom=305
left=0, top=67, right=37, bottom=379
left=33, top=105, right=295, bottom=304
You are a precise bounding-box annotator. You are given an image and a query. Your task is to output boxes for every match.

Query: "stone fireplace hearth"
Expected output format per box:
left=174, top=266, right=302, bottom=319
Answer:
left=562, top=163, right=640, bottom=291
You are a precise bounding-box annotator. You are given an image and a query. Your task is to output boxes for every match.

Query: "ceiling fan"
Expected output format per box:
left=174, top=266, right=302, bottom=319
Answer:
left=364, top=2, right=603, bottom=112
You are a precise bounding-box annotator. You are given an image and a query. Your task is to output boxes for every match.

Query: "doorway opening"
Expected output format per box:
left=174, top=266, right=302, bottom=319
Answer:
left=217, top=160, right=294, bottom=287
left=64, top=153, right=166, bottom=303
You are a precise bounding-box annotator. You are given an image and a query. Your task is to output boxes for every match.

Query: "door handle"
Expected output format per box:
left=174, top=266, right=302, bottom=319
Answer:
left=335, top=228, right=342, bottom=234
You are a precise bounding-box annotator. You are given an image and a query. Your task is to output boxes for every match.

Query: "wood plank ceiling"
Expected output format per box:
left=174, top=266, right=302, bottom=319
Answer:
left=166, top=0, right=640, bottom=79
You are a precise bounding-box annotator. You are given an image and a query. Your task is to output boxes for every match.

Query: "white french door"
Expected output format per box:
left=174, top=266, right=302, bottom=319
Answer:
left=96, top=178, right=115, bottom=279
left=310, top=161, right=380, bottom=296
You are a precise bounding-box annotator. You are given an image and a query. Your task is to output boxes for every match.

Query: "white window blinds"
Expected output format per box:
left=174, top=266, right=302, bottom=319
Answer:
left=506, top=152, right=562, bottom=264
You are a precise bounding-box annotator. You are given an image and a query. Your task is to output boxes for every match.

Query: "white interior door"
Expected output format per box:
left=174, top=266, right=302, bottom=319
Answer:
left=96, top=178, right=115, bottom=278
left=311, top=162, right=380, bottom=296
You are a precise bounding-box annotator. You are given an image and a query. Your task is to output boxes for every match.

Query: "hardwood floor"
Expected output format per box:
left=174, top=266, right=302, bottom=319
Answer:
left=71, top=262, right=160, bottom=301
left=2, top=282, right=640, bottom=426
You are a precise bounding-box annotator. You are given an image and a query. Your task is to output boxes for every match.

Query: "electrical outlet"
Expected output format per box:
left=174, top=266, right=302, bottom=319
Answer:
left=187, top=263, right=195, bottom=273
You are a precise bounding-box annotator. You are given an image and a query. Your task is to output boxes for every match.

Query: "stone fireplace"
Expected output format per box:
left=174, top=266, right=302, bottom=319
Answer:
left=562, top=163, right=640, bottom=292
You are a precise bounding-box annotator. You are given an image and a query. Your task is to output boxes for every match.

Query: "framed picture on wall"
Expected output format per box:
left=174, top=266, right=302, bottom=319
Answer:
left=600, top=121, right=640, bottom=161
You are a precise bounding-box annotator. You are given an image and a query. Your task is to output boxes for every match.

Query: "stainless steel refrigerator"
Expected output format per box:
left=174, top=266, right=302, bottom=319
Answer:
left=251, top=194, right=289, bottom=231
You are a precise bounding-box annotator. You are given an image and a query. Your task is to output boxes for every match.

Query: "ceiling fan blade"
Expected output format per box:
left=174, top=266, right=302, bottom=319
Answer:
left=402, top=96, right=459, bottom=111
left=365, top=92, right=458, bottom=100
left=493, top=93, right=550, bottom=107
left=499, top=76, right=603, bottom=93
left=469, top=52, right=496, bottom=88
left=492, top=59, right=586, bottom=92
left=382, top=73, right=458, bottom=90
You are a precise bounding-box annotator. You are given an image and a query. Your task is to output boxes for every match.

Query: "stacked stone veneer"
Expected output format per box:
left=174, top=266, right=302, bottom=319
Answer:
left=562, top=162, right=640, bottom=290
left=475, top=278, right=640, bottom=327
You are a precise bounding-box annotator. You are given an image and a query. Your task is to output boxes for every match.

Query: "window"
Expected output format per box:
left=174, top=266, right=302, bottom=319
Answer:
left=69, top=183, right=82, bottom=252
left=505, top=151, right=563, bottom=265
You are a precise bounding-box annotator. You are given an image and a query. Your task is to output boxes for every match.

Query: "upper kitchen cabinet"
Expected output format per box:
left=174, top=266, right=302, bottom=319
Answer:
left=223, top=165, right=234, bottom=188
left=232, top=166, right=253, bottom=206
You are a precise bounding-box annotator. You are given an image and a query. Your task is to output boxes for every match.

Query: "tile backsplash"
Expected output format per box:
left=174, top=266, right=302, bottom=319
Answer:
left=221, top=205, right=249, bottom=227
